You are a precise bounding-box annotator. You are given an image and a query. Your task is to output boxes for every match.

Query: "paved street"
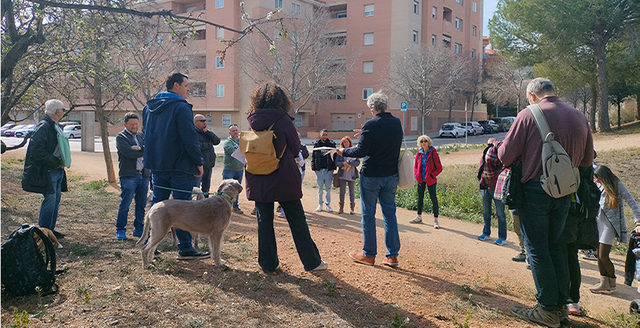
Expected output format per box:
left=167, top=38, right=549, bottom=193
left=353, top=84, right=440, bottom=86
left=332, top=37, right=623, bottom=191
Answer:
left=1, top=131, right=508, bottom=154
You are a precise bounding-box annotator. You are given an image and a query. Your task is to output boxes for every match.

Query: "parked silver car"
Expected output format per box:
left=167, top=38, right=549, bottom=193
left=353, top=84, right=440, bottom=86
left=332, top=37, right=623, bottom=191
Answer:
left=462, top=122, right=484, bottom=136
left=439, top=123, right=467, bottom=138
left=62, top=125, right=82, bottom=139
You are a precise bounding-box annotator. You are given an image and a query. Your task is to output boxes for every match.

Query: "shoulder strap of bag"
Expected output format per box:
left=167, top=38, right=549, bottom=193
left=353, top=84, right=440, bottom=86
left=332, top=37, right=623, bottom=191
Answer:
left=32, top=227, right=56, bottom=281
left=528, top=104, right=554, bottom=142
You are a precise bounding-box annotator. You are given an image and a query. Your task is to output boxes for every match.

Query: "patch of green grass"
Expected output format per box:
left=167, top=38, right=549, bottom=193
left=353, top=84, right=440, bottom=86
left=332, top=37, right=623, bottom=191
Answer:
left=119, top=267, right=132, bottom=276
left=189, top=319, right=205, bottom=328
left=391, top=312, right=409, bottom=328
left=83, top=179, right=108, bottom=191
left=67, top=243, right=99, bottom=256
left=10, top=309, right=30, bottom=328
left=196, top=287, right=214, bottom=301
left=152, top=258, right=185, bottom=275
left=75, top=284, right=92, bottom=303
left=81, top=259, right=93, bottom=267
left=323, top=280, right=337, bottom=292
left=596, top=308, right=640, bottom=328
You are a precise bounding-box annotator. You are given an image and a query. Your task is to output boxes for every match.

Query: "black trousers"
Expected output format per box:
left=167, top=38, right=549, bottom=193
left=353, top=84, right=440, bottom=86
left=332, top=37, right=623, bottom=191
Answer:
left=417, top=182, right=439, bottom=217
left=561, top=240, right=581, bottom=303
left=255, top=200, right=322, bottom=272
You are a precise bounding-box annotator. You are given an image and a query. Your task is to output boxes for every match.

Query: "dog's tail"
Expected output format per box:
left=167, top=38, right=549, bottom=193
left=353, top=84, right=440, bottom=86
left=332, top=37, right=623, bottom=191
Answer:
left=135, top=211, right=152, bottom=247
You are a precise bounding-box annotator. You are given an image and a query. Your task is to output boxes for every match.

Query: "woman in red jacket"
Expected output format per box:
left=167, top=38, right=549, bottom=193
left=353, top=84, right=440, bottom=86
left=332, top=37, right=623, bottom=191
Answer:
left=410, top=135, right=443, bottom=228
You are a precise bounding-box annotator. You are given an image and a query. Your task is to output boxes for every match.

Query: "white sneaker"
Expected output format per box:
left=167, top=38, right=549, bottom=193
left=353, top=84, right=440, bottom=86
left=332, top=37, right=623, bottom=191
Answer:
left=311, top=260, right=328, bottom=271
left=409, top=216, right=422, bottom=224
left=325, top=204, right=333, bottom=212
left=316, top=205, right=323, bottom=212
left=433, top=220, right=440, bottom=229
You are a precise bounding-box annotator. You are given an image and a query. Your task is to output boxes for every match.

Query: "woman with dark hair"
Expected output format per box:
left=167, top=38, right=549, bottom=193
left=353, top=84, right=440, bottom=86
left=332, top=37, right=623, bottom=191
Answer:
left=590, top=164, right=640, bottom=294
left=335, top=136, right=360, bottom=214
left=245, top=82, right=327, bottom=273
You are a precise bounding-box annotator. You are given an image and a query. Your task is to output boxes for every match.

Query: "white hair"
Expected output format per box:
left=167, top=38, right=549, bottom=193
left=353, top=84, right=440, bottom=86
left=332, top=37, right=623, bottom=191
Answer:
left=44, top=99, right=64, bottom=116
left=526, top=78, right=555, bottom=95
left=367, top=92, right=388, bottom=113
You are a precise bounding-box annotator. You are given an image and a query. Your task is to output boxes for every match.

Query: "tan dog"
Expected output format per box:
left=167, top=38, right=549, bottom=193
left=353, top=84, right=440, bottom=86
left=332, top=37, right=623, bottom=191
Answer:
left=169, top=187, right=206, bottom=248
left=34, top=227, right=63, bottom=250
left=136, top=179, right=243, bottom=268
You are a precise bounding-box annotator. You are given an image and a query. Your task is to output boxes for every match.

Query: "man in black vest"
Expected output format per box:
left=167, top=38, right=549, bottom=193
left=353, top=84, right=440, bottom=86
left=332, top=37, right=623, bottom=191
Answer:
left=193, top=114, right=220, bottom=198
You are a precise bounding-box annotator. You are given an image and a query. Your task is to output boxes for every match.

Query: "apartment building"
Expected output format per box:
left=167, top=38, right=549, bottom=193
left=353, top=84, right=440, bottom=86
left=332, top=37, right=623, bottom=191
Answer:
left=12, top=0, right=484, bottom=137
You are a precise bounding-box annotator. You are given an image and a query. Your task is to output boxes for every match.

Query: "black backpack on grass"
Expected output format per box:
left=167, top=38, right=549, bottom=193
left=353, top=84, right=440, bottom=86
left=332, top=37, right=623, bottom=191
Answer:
left=1, top=224, right=58, bottom=296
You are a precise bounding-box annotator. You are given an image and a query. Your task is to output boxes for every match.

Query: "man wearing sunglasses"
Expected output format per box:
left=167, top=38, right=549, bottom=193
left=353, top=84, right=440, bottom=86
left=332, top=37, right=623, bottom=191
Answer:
left=193, top=114, right=220, bottom=199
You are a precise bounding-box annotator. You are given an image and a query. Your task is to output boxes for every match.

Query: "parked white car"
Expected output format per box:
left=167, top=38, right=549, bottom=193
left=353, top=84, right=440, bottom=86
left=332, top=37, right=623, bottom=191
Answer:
left=462, top=122, right=484, bottom=136
left=439, top=123, right=466, bottom=138
left=62, top=125, right=82, bottom=139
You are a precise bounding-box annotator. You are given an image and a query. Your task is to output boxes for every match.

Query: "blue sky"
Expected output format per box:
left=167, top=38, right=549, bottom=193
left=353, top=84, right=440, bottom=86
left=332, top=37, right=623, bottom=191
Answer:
left=483, top=0, right=498, bottom=37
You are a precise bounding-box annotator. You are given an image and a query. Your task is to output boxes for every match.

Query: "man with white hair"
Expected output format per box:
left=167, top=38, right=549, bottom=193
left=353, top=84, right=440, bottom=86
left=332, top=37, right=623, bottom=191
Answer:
left=22, top=99, right=69, bottom=239
left=337, top=92, right=404, bottom=268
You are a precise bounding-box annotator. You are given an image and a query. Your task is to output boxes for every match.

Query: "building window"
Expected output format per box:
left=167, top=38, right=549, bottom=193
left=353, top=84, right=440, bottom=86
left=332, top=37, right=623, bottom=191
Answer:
left=363, top=61, right=373, bottom=73
left=431, top=34, right=436, bottom=46
left=217, top=27, right=224, bottom=39
left=443, top=7, right=452, bottom=21
left=362, top=88, right=373, bottom=100
left=471, top=49, right=476, bottom=59
left=364, top=4, right=374, bottom=17
left=336, top=10, right=347, bottom=18
left=455, top=18, right=462, bottom=29
left=432, top=6, right=436, bottom=19
left=412, top=31, right=419, bottom=43
left=364, top=32, right=374, bottom=45
left=473, top=2, right=478, bottom=12
left=215, top=56, right=224, bottom=69
left=294, top=115, right=303, bottom=127
left=292, top=2, right=300, bottom=14
left=456, top=0, right=462, bottom=4
left=413, top=1, right=419, bottom=14
left=215, top=0, right=223, bottom=9
left=189, top=82, right=206, bottom=97
left=275, top=0, right=283, bottom=9
left=222, top=114, right=231, bottom=127
left=216, top=85, right=225, bottom=97
left=472, top=25, right=476, bottom=36
left=206, top=114, right=212, bottom=126
left=455, top=43, right=462, bottom=54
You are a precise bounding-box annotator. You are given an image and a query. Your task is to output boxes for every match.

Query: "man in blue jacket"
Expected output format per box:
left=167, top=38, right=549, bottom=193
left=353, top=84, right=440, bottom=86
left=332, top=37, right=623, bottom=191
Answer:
left=115, top=112, right=149, bottom=241
left=143, top=73, right=209, bottom=260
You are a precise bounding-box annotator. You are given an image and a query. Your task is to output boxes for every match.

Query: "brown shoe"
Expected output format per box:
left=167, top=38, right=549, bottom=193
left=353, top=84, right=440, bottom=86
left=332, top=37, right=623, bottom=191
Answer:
left=383, top=256, right=398, bottom=267
left=349, top=251, right=374, bottom=266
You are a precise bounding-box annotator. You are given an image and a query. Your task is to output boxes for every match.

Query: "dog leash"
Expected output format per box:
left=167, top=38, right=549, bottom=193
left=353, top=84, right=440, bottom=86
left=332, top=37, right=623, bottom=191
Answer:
left=152, top=185, right=234, bottom=203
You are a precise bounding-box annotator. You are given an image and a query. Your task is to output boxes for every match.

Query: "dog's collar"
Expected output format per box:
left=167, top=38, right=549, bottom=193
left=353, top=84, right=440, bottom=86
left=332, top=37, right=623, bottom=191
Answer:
left=217, top=192, right=234, bottom=203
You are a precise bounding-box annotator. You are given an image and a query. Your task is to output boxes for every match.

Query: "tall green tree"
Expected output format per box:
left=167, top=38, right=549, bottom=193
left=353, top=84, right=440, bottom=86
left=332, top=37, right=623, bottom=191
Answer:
left=490, top=0, right=640, bottom=132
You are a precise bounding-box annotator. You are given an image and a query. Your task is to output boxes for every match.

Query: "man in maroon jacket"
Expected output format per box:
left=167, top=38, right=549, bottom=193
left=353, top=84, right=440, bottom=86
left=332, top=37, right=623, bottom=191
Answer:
left=499, top=78, right=593, bottom=327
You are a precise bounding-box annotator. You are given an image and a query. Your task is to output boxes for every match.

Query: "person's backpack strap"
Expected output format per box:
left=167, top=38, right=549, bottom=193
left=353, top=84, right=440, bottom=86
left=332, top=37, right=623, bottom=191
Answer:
left=33, top=227, right=57, bottom=279
left=528, top=104, right=554, bottom=143
left=266, top=122, right=287, bottom=160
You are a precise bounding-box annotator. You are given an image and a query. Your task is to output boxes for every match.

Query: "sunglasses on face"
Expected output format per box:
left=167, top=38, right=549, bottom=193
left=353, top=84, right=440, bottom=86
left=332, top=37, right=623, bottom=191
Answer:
left=420, top=140, right=428, bottom=143
left=196, top=120, right=206, bottom=123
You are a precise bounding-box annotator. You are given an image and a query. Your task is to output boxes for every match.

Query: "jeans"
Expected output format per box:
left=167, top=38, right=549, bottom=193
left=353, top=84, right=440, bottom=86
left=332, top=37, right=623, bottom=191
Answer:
left=417, top=182, right=438, bottom=217
left=194, top=166, right=213, bottom=197
left=116, top=173, right=149, bottom=235
left=39, top=168, right=65, bottom=231
left=316, top=169, right=332, bottom=205
left=359, top=174, right=400, bottom=258
left=482, top=189, right=507, bottom=240
left=339, top=179, right=356, bottom=203
left=255, top=200, right=322, bottom=272
left=151, top=171, right=197, bottom=253
left=222, top=169, right=243, bottom=209
left=519, top=180, right=569, bottom=311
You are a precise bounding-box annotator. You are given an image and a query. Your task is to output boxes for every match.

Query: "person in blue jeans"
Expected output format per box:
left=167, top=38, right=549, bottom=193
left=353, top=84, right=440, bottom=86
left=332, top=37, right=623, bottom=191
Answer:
left=22, top=99, right=68, bottom=239
left=143, top=73, right=209, bottom=260
left=115, top=113, right=149, bottom=241
left=222, top=124, right=244, bottom=213
left=311, top=129, right=336, bottom=212
left=338, top=92, right=403, bottom=268
left=477, top=138, right=507, bottom=246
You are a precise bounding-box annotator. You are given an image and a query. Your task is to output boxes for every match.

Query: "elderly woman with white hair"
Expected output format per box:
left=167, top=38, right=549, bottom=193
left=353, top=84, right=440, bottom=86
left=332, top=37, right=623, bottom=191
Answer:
left=22, top=99, right=69, bottom=239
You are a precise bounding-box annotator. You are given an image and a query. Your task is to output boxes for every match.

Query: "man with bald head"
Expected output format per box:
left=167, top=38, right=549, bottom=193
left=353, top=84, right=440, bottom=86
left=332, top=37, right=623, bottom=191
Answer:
left=194, top=114, right=220, bottom=198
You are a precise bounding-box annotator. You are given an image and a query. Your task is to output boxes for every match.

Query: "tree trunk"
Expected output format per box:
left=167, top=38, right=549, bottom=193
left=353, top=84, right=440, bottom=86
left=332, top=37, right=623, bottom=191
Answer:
left=470, top=94, right=476, bottom=121
left=589, top=85, right=597, bottom=133
left=618, top=103, right=621, bottom=128
left=95, top=107, right=117, bottom=183
left=594, top=45, right=611, bottom=132
left=637, top=91, right=640, bottom=120
left=447, top=105, right=452, bottom=123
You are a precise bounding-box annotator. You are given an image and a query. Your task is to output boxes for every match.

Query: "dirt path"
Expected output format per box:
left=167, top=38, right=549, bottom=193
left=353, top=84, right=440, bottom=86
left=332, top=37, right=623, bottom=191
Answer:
left=2, top=133, right=639, bottom=326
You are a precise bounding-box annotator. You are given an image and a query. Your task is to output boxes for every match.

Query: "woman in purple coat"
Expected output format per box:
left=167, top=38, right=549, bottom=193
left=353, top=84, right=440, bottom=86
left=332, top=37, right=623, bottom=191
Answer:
left=245, top=83, right=327, bottom=273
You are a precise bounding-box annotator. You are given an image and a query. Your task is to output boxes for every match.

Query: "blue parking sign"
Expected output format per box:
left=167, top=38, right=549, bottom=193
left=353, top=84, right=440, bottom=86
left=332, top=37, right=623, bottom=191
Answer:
left=400, top=102, right=407, bottom=110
